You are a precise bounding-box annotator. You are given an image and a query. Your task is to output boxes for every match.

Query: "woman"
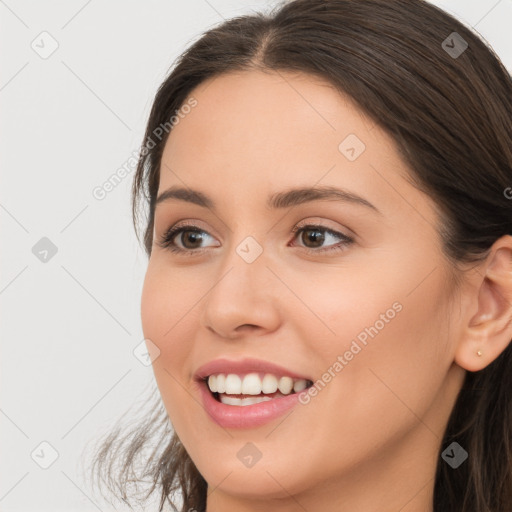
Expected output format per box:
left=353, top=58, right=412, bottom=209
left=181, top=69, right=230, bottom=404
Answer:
left=89, top=1, right=512, bottom=510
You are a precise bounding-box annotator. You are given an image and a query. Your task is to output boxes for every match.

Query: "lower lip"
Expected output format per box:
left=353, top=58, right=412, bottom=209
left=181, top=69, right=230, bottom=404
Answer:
left=198, top=381, right=308, bottom=429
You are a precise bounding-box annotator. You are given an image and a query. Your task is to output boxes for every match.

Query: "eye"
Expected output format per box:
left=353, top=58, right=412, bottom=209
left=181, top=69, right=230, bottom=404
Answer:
left=156, top=223, right=219, bottom=255
left=289, top=223, right=354, bottom=255
left=156, top=222, right=354, bottom=256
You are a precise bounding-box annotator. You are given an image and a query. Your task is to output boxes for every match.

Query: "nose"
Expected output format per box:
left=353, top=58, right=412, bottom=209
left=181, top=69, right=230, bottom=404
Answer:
left=200, top=245, right=281, bottom=340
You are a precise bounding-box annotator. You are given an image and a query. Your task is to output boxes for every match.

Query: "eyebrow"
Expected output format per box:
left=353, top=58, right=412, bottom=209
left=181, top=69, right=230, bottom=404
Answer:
left=155, top=185, right=381, bottom=215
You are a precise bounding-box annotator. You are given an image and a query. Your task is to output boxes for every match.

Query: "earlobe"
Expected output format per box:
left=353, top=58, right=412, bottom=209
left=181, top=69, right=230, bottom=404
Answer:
left=454, top=235, right=512, bottom=373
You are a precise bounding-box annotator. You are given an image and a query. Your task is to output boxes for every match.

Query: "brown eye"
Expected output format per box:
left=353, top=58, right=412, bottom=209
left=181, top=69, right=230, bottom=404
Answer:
left=157, top=225, right=218, bottom=254
left=177, top=229, right=206, bottom=249
left=291, top=224, right=354, bottom=255
left=300, top=227, right=326, bottom=248
left=157, top=222, right=354, bottom=256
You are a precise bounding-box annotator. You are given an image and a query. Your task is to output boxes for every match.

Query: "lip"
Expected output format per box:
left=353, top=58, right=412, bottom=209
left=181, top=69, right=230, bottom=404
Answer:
left=194, top=357, right=312, bottom=381
left=198, top=379, right=309, bottom=429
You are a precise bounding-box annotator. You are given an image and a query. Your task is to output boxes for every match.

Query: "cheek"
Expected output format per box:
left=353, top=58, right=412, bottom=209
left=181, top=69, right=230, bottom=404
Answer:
left=140, top=263, right=197, bottom=347
left=140, top=267, right=200, bottom=426
left=140, top=268, right=166, bottom=343
left=140, top=266, right=194, bottom=379
left=283, top=266, right=403, bottom=357
left=296, top=264, right=451, bottom=430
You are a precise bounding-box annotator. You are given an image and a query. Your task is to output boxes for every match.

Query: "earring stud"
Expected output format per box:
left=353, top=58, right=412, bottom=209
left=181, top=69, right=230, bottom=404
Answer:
left=477, top=349, right=483, bottom=357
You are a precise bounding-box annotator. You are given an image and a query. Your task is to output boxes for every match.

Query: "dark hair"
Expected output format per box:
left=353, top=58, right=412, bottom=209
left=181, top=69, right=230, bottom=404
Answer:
left=87, top=1, right=512, bottom=511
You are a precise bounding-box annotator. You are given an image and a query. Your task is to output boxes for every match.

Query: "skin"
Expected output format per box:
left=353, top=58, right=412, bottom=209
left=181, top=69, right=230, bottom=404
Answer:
left=140, top=69, right=512, bottom=512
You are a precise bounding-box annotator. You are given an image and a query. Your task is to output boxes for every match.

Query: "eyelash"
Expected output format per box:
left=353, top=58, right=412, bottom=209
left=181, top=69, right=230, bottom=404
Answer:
left=156, top=222, right=354, bottom=256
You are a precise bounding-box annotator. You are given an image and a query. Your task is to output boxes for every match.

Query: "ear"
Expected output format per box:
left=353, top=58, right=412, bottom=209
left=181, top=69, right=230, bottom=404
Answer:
left=454, top=235, right=512, bottom=372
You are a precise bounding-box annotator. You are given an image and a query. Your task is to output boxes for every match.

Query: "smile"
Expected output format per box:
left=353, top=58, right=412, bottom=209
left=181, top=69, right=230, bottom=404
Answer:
left=207, top=372, right=313, bottom=405
left=198, top=372, right=314, bottom=428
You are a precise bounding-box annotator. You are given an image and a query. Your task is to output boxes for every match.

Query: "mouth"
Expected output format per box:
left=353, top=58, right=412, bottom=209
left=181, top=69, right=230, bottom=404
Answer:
left=201, top=372, right=314, bottom=406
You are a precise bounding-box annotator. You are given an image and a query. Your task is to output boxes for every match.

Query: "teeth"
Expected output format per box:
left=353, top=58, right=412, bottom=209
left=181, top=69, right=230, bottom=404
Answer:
left=216, top=374, right=225, bottom=393
left=220, top=395, right=274, bottom=406
left=208, top=375, right=217, bottom=393
left=293, top=379, right=307, bottom=392
left=262, top=374, right=278, bottom=393
left=241, top=373, right=261, bottom=395
left=225, top=374, right=242, bottom=394
left=207, top=372, right=310, bottom=396
left=278, top=376, right=293, bottom=394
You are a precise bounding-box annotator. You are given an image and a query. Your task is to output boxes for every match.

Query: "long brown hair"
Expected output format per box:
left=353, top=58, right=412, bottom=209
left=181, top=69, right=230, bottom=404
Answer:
left=87, top=1, right=512, bottom=510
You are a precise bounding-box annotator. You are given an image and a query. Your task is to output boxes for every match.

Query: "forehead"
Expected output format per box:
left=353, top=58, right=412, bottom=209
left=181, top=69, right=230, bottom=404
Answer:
left=158, top=69, right=433, bottom=224
left=162, top=69, right=378, bottom=172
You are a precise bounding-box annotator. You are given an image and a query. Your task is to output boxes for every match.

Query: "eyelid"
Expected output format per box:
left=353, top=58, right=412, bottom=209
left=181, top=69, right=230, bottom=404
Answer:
left=163, top=219, right=218, bottom=239
left=157, top=221, right=219, bottom=252
left=289, top=222, right=354, bottom=252
left=157, top=218, right=355, bottom=257
left=291, top=217, right=354, bottom=236
left=166, top=217, right=352, bottom=239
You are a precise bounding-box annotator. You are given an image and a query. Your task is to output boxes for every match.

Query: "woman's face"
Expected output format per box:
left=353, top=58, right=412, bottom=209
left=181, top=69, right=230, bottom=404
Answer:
left=141, top=70, right=467, bottom=506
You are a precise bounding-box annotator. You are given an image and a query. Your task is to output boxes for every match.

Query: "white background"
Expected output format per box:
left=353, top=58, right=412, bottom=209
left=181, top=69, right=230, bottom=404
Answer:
left=1, top=1, right=511, bottom=510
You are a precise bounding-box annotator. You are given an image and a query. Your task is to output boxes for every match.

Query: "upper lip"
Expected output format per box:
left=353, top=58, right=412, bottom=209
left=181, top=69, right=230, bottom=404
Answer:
left=194, top=357, right=312, bottom=382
